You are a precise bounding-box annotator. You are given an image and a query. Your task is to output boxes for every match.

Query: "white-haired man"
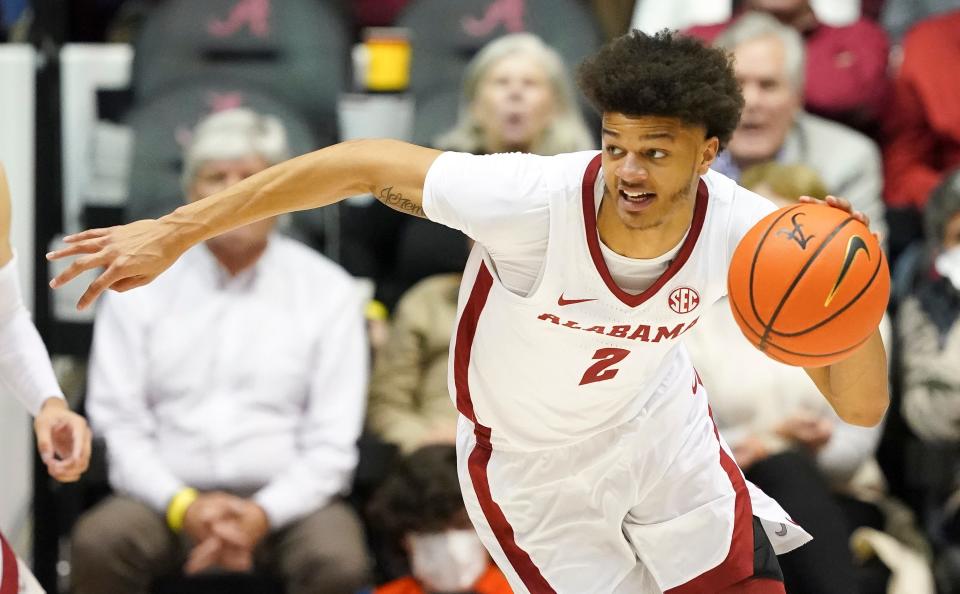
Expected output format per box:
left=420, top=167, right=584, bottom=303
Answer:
left=69, top=109, right=371, bottom=594
left=710, top=11, right=888, bottom=241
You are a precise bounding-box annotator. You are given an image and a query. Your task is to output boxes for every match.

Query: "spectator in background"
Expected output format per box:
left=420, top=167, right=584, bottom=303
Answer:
left=70, top=109, right=372, bottom=594
left=686, top=0, right=890, bottom=134
left=367, top=265, right=464, bottom=454
left=363, top=33, right=596, bottom=315
left=882, top=10, right=960, bottom=247
left=881, top=0, right=960, bottom=43
left=709, top=12, right=887, bottom=241
left=685, top=161, right=899, bottom=594
left=434, top=32, right=594, bottom=156
left=898, top=168, right=960, bottom=445
left=363, top=445, right=512, bottom=594
left=896, top=168, right=960, bottom=592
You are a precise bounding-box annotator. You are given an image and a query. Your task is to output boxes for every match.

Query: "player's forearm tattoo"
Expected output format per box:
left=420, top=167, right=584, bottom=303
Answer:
left=378, top=186, right=425, bottom=218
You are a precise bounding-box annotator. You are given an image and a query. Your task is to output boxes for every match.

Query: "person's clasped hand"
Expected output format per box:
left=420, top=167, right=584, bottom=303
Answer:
left=34, top=397, right=92, bottom=482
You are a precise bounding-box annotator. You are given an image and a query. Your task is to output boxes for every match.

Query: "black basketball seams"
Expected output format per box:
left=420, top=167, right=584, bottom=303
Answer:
left=753, top=213, right=857, bottom=349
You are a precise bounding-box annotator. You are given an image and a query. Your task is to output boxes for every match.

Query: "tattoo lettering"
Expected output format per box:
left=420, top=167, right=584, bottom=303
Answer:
left=378, top=186, right=425, bottom=218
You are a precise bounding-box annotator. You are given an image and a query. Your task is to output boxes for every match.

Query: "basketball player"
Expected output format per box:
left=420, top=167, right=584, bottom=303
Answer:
left=47, top=31, right=888, bottom=593
left=0, top=164, right=91, bottom=593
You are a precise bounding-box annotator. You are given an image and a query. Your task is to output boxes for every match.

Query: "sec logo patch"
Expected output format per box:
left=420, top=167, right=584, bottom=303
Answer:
left=668, top=287, right=700, bottom=314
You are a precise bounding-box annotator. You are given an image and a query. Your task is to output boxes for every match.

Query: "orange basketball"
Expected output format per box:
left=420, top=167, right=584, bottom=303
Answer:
left=727, top=203, right=890, bottom=367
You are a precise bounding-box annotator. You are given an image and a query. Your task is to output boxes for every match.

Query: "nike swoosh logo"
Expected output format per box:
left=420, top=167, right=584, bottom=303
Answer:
left=775, top=523, right=788, bottom=537
left=558, top=294, right=597, bottom=306
left=825, top=235, right=870, bottom=307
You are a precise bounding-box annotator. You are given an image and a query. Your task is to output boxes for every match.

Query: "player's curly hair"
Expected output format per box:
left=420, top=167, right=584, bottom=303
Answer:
left=367, top=444, right=464, bottom=538
left=577, top=29, right=743, bottom=149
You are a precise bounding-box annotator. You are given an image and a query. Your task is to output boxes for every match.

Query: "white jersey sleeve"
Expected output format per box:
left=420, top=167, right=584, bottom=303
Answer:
left=422, top=151, right=600, bottom=295
left=0, top=255, right=64, bottom=415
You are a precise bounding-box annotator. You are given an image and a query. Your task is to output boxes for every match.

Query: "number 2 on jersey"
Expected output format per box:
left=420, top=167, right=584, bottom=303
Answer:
left=579, top=348, right=630, bottom=386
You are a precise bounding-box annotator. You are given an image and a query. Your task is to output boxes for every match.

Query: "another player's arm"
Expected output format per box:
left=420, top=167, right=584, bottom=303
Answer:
left=803, top=329, right=889, bottom=427
left=48, top=140, right=442, bottom=308
left=0, top=163, right=91, bottom=481
left=0, top=165, right=15, bottom=267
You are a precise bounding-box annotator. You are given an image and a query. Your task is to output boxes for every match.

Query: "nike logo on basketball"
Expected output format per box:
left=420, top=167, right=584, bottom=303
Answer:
left=558, top=294, right=596, bottom=306
left=824, top=235, right=869, bottom=307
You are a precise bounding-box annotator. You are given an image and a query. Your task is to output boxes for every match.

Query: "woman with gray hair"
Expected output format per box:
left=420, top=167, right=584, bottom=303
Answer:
left=434, top=33, right=594, bottom=156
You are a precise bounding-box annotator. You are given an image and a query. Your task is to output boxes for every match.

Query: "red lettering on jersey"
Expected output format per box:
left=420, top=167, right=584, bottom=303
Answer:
left=628, top=325, right=651, bottom=342
left=668, top=286, right=700, bottom=314
left=607, top=325, right=631, bottom=338
left=535, top=314, right=696, bottom=345
left=652, top=323, right=684, bottom=343
left=679, top=316, right=700, bottom=336
left=538, top=313, right=560, bottom=324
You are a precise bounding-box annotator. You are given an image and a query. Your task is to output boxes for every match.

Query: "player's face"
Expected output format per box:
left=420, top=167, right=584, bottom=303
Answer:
left=600, top=114, right=718, bottom=231
left=727, top=36, right=800, bottom=166
left=188, top=156, right=275, bottom=249
left=472, top=52, right=557, bottom=153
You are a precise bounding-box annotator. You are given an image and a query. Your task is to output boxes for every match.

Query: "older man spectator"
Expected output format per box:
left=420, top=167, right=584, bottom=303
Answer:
left=686, top=0, right=891, bottom=134
left=707, top=11, right=887, bottom=240
left=70, top=108, right=372, bottom=594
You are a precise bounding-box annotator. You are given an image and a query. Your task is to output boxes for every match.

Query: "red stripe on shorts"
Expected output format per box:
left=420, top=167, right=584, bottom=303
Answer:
left=667, top=406, right=755, bottom=593
left=454, top=262, right=557, bottom=594
left=0, top=531, right=20, bottom=594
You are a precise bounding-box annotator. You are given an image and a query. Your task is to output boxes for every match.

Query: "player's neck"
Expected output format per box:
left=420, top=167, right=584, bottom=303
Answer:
left=597, top=191, right=695, bottom=260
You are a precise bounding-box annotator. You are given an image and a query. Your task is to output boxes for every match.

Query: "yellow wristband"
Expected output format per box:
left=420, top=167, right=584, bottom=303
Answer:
left=165, top=487, right=199, bottom=534
left=365, top=299, right=389, bottom=321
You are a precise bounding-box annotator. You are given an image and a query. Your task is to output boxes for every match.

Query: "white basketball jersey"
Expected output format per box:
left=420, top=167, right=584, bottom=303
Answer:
left=436, top=152, right=772, bottom=450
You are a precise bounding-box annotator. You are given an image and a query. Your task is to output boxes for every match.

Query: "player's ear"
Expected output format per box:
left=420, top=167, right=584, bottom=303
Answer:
left=697, top=137, right=719, bottom=175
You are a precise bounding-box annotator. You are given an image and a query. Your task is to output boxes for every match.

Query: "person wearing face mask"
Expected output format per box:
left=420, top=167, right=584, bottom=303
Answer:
left=894, top=168, right=960, bottom=592
left=363, top=445, right=511, bottom=594
left=897, top=168, right=960, bottom=444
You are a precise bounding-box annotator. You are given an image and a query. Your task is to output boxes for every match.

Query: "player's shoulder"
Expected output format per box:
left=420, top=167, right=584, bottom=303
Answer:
left=703, top=169, right=776, bottom=224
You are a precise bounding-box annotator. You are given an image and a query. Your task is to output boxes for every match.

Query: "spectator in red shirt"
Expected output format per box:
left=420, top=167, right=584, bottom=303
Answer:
left=685, top=0, right=891, bottom=134
left=882, top=9, right=960, bottom=212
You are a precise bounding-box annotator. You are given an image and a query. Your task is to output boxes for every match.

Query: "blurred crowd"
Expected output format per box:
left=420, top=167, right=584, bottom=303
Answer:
left=5, top=0, right=960, bottom=593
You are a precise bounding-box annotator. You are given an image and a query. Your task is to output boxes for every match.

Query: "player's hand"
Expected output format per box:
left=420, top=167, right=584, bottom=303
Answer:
left=798, top=195, right=882, bottom=245
left=34, top=397, right=91, bottom=482
left=46, top=219, right=187, bottom=311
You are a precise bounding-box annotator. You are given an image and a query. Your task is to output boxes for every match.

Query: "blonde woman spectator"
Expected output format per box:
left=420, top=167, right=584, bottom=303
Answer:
left=434, top=33, right=594, bottom=155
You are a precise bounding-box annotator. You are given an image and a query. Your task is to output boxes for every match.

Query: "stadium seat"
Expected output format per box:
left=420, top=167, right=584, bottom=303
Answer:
left=122, top=76, right=323, bottom=225
left=131, top=0, right=349, bottom=141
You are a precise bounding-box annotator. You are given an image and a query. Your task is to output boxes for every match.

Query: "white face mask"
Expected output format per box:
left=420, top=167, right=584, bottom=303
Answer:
left=935, top=245, right=960, bottom=291
left=409, top=529, right=489, bottom=592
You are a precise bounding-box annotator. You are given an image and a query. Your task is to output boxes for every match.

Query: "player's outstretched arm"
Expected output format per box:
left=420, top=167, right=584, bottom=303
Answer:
left=47, top=139, right=442, bottom=309
left=797, top=195, right=889, bottom=427
left=0, top=164, right=92, bottom=481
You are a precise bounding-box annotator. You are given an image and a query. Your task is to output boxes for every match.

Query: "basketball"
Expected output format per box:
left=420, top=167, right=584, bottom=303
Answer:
left=727, top=203, right=890, bottom=367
